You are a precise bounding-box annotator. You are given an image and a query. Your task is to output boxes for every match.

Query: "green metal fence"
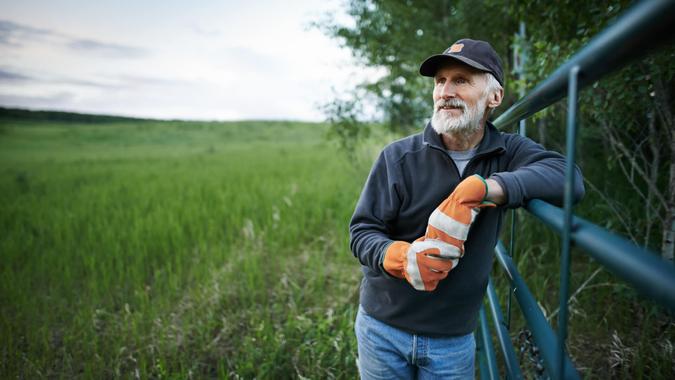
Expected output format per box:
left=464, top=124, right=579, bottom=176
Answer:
left=476, top=1, right=675, bottom=378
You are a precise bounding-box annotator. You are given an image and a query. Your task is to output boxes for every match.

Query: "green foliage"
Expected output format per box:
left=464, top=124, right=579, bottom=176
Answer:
left=317, top=0, right=670, bottom=144
left=317, top=0, right=517, bottom=132
left=322, top=90, right=372, bottom=154
left=495, top=0, right=675, bottom=253
left=0, top=106, right=155, bottom=124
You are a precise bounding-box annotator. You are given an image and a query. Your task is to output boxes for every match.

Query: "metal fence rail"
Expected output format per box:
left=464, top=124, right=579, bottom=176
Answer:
left=478, top=0, right=675, bottom=378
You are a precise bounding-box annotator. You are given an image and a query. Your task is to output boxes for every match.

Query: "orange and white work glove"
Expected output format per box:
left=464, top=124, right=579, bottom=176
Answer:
left=383, top=175, right=496, bottom=291
left=383, top=238, right=460, bottom=291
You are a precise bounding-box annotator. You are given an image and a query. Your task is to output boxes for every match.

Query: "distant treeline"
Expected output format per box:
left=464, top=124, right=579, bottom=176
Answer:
left=0, top=107, right=317, bottom=127
left=0, top=107, right=153, bottom=124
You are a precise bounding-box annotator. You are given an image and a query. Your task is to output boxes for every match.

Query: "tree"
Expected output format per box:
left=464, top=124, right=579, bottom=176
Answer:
left=316, top=0, right=516, bottom=134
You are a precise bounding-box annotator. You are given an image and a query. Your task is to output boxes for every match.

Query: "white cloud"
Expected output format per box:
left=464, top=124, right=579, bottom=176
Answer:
left=0, top=0, right=380, bottom=121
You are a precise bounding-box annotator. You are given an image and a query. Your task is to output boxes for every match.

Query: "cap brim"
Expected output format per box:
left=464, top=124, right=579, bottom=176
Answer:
left=419, top=54, right=492, bottom=77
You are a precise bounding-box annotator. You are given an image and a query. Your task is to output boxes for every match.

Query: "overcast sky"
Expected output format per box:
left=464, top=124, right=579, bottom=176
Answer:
left=0, top=0, right=380, bottom=121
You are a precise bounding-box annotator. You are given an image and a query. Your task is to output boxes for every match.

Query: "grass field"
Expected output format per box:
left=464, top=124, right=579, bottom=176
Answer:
left=0, top=116, right=370, bottom=378
left=1, top=112, right=673, bottom=379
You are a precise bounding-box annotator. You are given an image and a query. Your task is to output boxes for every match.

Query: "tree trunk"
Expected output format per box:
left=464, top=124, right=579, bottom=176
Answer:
left=663, top=120, right=675, bottom=262
left=655, top=77, right=674, bottom=262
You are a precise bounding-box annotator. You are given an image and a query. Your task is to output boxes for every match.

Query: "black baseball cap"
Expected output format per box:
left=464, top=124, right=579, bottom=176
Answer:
left=419, top=38, right=504, bottom=86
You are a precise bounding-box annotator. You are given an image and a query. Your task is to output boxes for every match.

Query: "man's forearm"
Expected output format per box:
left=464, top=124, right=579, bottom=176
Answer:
left=485, top=178, right=506, bottom=205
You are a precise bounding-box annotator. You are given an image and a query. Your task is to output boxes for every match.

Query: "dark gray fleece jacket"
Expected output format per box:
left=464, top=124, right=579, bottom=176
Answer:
left=349, top=121, right=584, bottom=336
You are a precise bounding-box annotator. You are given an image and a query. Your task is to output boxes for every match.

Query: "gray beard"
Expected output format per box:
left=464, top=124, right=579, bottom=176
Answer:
left=430, top=96, right=487, bottom=136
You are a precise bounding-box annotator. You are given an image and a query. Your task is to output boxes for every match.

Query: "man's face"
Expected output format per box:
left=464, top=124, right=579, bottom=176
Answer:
left=431, top=63, right=490, bottom=136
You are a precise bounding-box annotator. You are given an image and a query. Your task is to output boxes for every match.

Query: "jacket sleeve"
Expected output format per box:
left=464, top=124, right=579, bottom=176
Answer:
left=489, top=134, right=585, bottom=208
left=349, top=149, right=403, bottom=274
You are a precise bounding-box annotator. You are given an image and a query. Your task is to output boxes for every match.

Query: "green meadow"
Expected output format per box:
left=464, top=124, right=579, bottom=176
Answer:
left=1, top=111, right=672, bottom=379
left=0, top=114, right=368, bottom=378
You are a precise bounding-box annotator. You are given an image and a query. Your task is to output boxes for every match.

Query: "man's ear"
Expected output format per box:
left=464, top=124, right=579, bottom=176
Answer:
left=487, top=88, right=504, bottom=109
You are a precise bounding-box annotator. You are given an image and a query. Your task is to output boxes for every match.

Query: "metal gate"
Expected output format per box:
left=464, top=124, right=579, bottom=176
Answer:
left=476, top=1, right=675, bottom=378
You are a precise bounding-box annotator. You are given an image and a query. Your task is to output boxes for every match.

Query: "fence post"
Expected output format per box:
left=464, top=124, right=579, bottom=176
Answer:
left=557, top=64, right=580, bottom=379
left=478, top=306, right=499, bottom=380
left=486, top=278, right=524, bottom=379
left=507, top=21, right=528, bottom=331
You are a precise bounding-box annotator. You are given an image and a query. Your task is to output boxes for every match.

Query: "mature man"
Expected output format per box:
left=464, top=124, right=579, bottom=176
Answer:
left=349, top=38, right=584, bottom=379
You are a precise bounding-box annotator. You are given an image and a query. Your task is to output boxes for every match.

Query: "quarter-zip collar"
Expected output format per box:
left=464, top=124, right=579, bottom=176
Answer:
left=422, top=120, right=506, bottom=157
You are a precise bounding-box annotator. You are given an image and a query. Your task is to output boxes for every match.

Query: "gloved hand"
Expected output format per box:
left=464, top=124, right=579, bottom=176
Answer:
left=425, top=174, right=496, bottom=243
left=383, top=175, right=496, bottom=291
left=383, top=238, right=461, bottom=291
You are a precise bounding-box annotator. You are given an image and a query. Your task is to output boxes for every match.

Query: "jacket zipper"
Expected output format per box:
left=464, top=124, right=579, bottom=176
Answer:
left=430, top=145, right=504, bottom=180
left=460, top=148, right=505, bottom=179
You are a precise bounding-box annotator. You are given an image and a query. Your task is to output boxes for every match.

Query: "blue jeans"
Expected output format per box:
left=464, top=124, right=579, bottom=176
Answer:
left=355, top=305, right=475, bottom=379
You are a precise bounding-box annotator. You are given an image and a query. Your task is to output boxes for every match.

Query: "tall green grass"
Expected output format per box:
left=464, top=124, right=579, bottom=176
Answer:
left=1, top=118, right=367, bottom=378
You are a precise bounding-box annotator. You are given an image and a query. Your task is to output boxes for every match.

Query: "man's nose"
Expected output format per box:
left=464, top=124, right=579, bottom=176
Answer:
left=439, top=82, right=457, bottom=98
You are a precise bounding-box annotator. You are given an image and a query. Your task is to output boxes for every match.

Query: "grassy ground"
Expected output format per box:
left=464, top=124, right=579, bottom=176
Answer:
left=0, top=117, right=368, bottom=378
left=1, top=114, right=672, bottom=378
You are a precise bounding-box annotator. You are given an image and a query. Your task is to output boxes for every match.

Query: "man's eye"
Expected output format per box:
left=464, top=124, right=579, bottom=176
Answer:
left=455, top=78, right=467, bottom=84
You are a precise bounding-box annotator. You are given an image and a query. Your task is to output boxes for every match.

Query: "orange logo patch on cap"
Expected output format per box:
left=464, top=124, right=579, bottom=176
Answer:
left=448, top=43, right=464, bottom=53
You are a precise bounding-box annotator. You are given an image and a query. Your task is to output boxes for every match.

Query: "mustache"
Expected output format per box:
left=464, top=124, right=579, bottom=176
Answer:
left=435, top=98, right=467, bottom=111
